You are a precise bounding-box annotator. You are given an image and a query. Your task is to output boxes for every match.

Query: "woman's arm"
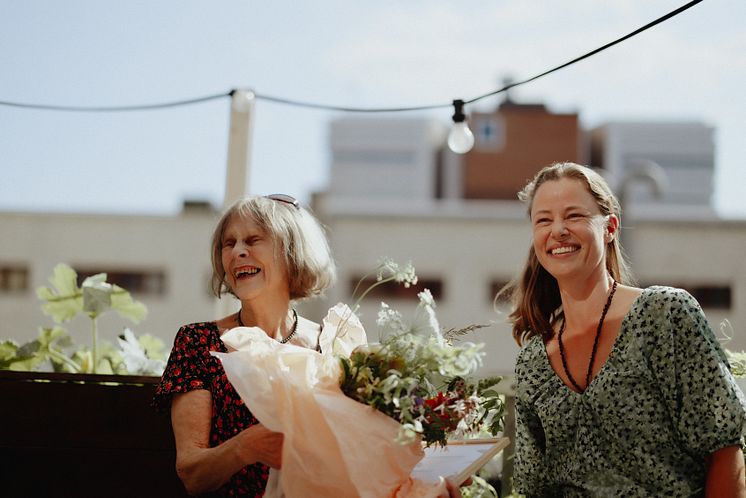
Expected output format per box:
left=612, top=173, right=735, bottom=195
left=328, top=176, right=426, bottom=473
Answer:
left=171, top=390, right=283, bottom=495
left=706, top=445, right=746, bottom=498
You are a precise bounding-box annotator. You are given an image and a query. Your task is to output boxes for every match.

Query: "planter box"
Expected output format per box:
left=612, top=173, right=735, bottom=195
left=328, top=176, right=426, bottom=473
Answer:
left=0, top=370, right=187, bottom=498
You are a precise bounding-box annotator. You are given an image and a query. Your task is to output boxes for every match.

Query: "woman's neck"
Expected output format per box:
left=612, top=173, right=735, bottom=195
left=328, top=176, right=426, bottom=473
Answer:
left=238, top=296, right=292, bottom=337
left=557, top=269, right=613, bottom=329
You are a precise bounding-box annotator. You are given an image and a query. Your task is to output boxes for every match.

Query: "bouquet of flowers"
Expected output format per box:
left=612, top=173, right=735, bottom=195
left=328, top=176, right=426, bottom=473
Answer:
left=214, top=259, right=504, bottom=498
left=339, top=260, right=503, bottom=449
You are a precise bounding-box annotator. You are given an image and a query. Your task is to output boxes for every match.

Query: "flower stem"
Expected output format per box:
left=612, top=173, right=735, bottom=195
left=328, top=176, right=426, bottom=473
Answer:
left=352, top=276, right=395, bottom=310
left=48, top=348, right=81, bottom=373
left=91, top=315, right=98, bottom=374
left=335, top=276, right=398, bottom=343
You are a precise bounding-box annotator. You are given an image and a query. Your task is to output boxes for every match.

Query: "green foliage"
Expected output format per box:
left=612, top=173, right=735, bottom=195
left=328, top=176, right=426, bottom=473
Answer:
left=461, top=475, right=498, bottom=498
left=36, top=264, right=83, bottom=323
left=36, top=264, right=147, bottom=323
left=338, top=259, right=505, bottom=449
left=3, top=263, right=162, bottom=375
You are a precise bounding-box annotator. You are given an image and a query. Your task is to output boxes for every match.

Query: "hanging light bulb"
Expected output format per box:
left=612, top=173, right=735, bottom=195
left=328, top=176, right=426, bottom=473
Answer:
left=447, top=99, right=475, bottom=154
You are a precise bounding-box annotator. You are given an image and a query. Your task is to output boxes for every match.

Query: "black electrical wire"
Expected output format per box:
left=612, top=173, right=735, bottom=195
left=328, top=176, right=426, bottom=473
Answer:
left=0, top=0, right=703, bottom=114
left=464, top=0, right=704, bottom=105
left=0, top=92, right=230, bottom=112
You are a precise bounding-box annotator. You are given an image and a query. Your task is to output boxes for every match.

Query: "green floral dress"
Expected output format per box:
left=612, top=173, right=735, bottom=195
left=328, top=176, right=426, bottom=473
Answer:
left=513, top=286, right=746, bottom=497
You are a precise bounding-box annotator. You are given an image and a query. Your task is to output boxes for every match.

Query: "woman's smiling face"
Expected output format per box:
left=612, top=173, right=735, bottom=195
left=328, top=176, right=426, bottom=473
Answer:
left=530, top=177, right=617, bottom=283
left=220, top=214, right=289, bottom=302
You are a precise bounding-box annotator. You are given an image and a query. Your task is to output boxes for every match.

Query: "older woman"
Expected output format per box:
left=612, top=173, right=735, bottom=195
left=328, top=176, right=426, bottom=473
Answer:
left=502, top=163, right=746, bottom=497
left=153, top=194, right=335, bottom=497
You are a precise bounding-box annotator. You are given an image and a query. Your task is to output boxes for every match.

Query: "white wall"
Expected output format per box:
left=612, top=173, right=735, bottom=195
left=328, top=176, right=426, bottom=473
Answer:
left=0, top=209, right=226, bottom=351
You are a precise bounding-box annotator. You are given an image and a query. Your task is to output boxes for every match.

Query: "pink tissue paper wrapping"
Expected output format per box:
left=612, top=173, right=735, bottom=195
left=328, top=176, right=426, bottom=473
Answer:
left=212, top=303, right=447, bottom=498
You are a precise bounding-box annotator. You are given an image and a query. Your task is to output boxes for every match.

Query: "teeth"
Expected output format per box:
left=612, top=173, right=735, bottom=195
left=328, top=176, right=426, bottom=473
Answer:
left=234, top=267, right=260, bottom=278
left=551, top=246, right=578, bottom=255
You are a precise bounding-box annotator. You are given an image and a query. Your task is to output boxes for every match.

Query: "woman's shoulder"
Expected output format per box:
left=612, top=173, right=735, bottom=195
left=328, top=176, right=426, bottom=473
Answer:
left=514, top=335, right=557, bottom=401
left=172, top=321, right=221, bottom=346
left=625, top=285, right=712, bottom=348
left=515, top=336, right=549, bottom=376
left=629, top=285, right=700, bottom=316
left=177, top=320, right=220, bottom=333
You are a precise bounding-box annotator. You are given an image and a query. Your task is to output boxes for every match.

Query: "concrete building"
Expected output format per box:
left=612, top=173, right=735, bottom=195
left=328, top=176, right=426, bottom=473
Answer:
left=1, top=109, right=739, bottom=378
left=0, top=203, right=224, bottom=350
left=590, top=121, right=717, bottom=219
left=311, top=112, right=746, bottom=378
left=462, top=101, right=583, bottom=200
left=328, top=117, right=446, bottom=201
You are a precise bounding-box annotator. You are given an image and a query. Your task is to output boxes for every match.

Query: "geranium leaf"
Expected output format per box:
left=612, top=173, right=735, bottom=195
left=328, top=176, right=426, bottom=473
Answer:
left=47, top=263, right=80, bottom=296
left=37, top=327, right=70, bottom=350
left=36, top=264, right=84, bottom=323
left=137, top=333, right=166, bottom=360
left=40, top=297, right=83, bottom=324
left=0, top=339, right=19, bottom=363
left=109, top=286, right=147, bottom=323
left=16, top=339, right=41, bottom=357
left=9, top=356, right=47, bottom=371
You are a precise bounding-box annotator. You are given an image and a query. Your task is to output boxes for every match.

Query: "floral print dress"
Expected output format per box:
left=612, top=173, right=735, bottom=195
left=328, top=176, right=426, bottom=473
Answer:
left=513, top=286, right=746, bottom=497
left=153, top=322, right=269, bottom=497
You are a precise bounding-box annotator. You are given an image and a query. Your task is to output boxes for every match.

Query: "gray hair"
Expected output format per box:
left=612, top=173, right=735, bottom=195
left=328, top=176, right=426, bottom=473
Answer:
left=210, top=196, right=336, bottom=300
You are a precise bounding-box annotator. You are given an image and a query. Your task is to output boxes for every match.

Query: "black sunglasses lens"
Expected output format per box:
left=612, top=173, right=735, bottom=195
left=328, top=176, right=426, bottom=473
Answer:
left=266, top=194, right=299, bottom=208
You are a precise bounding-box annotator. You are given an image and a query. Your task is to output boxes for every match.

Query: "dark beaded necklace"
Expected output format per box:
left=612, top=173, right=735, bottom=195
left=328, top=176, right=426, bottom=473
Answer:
left=557, top=279, right=618, bottom=393
left=236, top=308, right=298, bottom=344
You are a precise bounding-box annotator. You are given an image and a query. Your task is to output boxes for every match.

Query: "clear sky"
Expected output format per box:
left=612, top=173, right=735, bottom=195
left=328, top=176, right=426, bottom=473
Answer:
left=1, top=1, right=745, bottom=217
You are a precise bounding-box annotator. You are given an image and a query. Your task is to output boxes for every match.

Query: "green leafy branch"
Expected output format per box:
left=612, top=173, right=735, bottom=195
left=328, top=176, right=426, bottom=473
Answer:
left=2, top=263, right=163, bottom=375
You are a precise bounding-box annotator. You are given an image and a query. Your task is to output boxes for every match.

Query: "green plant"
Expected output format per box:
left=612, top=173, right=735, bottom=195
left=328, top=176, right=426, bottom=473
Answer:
left=337, top=259, right=505, bottom=447
left=0, top=263, right=165, bottom=375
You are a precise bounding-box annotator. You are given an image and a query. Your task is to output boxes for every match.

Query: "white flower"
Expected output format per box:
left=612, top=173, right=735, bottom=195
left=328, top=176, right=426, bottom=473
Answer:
left=376, top=302, right=407, bottom=335
left=411, top=290, right=441, bottom=342
left=117, top=328, right=166, bottom=375
left=376, top=258, right=418, bottom=288
left=81, top=274, right=114, bottom=314
left=319, top=303, right=368, bottom=358
left=417, top=289, right=435, bottom=308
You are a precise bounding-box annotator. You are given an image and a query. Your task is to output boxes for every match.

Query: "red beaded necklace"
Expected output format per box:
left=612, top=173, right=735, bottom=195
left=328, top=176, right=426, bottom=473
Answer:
left=557, top=279, right=618, bottom=393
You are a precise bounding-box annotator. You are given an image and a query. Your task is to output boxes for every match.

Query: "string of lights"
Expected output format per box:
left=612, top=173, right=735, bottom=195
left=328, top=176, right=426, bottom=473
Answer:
left=0, top=0, right=703, bottom=153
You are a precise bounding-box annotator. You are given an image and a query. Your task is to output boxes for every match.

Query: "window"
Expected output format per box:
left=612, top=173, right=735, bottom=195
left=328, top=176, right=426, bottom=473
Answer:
left=474, top=116, right=505, bottom=152
left=75, top=268, right=167, bottom=295
left=0, top=265, right=29, bottom=293
left=682, top=285, right=731, bottom=310
left=349, top=276, right=443, bottom=301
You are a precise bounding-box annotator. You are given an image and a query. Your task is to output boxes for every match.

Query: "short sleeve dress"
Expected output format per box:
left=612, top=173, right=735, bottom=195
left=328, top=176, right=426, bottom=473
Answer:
left=513, top=286, right=746, bottom=497
left=152, top=322, right=269, bottom=497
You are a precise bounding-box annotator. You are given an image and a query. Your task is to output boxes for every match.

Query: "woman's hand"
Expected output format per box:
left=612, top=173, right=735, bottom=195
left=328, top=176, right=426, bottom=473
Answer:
left=242, top=423, right=284, bottom=469
left=171, top=391, right=284, bottom=494
left=437, top=477, right=471, bottom=498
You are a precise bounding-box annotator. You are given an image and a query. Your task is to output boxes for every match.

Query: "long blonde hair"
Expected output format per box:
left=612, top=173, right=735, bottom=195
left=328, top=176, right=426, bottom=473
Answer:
left=499, top=162, right=635, bottom=345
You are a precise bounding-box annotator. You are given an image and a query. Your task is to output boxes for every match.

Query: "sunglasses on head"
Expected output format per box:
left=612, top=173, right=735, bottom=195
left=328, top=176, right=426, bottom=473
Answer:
left=265, top=194, right=300, bottom=209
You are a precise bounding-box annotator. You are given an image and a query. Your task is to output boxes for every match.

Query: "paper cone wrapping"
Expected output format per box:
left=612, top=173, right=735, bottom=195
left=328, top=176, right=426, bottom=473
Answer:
left=212, top=304, right=446, bottom=498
